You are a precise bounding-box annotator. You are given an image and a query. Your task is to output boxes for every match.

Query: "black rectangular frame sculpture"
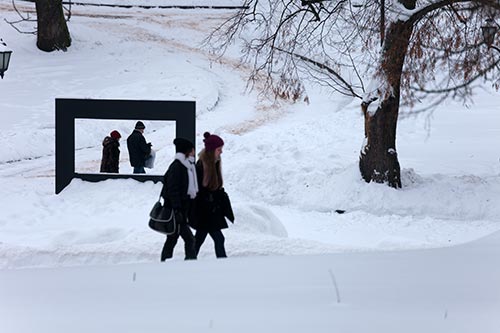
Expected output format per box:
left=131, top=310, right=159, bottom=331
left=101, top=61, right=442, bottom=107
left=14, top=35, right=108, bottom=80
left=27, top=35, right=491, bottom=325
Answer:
left=56, top=98, right=196, bottom=194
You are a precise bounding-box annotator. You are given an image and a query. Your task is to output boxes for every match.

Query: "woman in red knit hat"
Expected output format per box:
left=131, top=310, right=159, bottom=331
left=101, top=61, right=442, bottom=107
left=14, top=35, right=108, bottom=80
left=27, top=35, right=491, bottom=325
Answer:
left=100, top=130, right=121, bottom=173
left=193, top=132, right=233, bottom=258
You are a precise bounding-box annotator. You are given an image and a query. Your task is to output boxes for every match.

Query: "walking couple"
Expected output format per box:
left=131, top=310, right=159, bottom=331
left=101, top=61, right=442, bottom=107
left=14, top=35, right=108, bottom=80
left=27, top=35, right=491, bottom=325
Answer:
left=159, top=132, right=233, bottom=261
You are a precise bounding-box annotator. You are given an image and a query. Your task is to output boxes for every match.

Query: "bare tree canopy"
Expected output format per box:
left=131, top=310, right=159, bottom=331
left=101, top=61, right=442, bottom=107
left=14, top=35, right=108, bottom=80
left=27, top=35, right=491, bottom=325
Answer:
left=207, top=0, right=500, bottom=188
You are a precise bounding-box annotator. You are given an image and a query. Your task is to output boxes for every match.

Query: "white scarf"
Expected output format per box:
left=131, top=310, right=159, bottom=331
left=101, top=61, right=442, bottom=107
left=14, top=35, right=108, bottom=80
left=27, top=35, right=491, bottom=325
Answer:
left=175, top=153, right=199, bottom=199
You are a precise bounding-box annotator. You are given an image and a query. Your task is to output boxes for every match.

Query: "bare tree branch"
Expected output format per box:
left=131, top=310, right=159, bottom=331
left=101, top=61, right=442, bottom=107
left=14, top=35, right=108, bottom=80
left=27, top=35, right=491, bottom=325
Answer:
left=274, top=46, right=363, bottom=99
left=4, top=0, right=37, bottom=34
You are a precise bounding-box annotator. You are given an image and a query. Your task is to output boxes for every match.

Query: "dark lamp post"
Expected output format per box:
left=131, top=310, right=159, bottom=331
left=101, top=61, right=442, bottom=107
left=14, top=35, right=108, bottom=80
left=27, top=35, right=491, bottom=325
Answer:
left=482, top=18, right=500, bottom=53
left=0, top=39, right=12, bottom=79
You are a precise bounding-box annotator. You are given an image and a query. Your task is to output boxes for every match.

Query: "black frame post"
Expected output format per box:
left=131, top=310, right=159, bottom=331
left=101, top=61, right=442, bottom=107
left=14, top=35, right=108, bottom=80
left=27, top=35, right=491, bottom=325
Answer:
left=55, top=98, right=196, bottom=194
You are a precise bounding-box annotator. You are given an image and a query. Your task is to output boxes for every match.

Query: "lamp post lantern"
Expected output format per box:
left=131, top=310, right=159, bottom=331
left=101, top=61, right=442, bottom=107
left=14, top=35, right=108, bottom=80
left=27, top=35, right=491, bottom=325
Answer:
left=0, top=39, right=13, bottom=79
left=481, top=18, right=500, bottom=53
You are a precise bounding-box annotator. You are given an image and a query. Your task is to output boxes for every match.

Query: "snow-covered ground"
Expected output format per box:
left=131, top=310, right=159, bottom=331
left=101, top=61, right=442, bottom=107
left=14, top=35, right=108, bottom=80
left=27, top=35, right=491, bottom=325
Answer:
left=2, top=230, right=500, bottom=333
left=1, top=1, right=500, bottom=331
left=0, top=1, right=499, bottom=268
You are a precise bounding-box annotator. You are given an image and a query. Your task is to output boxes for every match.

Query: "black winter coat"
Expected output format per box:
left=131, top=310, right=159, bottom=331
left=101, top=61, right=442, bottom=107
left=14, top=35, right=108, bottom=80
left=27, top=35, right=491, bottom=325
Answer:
left=127, top=130, right=151, bottom=167
left=161, top=159, right=191, bottom=212
left=193, top=161, right=229, bottom=231
left=100, top=136, right=120, bottom=173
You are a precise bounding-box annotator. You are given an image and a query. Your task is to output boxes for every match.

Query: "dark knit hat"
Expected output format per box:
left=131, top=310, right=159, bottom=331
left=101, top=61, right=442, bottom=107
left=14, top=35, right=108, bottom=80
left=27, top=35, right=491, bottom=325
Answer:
left=110, top=130, right=121, bottom=140
left=203, top=132, right=224, bottom=151
left=173, top=137, right=194, bottom=154
left=135, top=121, right=145, bottom=130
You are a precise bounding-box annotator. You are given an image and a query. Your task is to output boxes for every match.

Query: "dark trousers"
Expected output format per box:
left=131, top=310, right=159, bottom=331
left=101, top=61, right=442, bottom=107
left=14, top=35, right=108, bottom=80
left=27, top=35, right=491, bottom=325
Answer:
left=195, top=229, right=227, bottom=258
left=161, top=223, right=197, bottom=261
left=133, top=166, right=145, bottom=174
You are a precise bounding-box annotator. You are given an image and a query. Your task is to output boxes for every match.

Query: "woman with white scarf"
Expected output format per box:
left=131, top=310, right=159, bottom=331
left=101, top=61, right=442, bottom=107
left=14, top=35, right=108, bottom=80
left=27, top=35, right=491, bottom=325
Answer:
left=160, top=138, right=199, bottom=261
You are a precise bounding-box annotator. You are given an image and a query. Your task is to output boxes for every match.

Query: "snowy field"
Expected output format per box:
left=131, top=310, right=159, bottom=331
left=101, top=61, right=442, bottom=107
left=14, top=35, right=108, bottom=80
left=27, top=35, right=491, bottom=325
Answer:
left=1, top=1, right=500, bottom=331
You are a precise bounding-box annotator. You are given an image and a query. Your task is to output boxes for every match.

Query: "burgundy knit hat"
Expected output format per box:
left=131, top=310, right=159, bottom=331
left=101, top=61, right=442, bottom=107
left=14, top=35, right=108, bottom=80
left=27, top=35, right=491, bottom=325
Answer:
left=203, top=132, right=224, bottom=151
left=110, top=130, right=121, bottom=140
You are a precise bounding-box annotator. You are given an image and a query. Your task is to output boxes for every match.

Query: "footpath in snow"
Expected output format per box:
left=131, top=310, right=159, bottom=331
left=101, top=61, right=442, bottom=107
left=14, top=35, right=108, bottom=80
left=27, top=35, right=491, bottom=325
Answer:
left=1, top=230, right=500, bottom=333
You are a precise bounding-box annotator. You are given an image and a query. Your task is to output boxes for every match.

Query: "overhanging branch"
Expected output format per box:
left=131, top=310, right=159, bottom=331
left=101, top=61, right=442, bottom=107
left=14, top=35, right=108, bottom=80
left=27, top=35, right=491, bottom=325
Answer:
left=410, top=58, right=500, bottom=94
left=273, top=46, right=362, bottom=99
left=407, top=0, right=500, bottom=26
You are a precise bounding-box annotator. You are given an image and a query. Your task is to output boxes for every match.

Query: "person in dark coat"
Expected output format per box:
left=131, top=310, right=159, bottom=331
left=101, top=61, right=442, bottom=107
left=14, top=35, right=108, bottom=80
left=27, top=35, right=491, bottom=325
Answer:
left=160, top=138, right=199, bottom=261
left=194, top=132, right=232, bottom=258
left=126, top=121, right=151, bottom=174
left=100, top=130, right=121, bottom=173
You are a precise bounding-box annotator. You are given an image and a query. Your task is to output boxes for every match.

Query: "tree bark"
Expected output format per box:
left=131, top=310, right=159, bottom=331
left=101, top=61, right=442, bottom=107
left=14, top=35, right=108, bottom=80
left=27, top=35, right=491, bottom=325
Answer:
left=36, top=0, right=71, bottom=52
left=359, top=1, right=415, bottom=189
left=360, top=95, right=402, bottom=188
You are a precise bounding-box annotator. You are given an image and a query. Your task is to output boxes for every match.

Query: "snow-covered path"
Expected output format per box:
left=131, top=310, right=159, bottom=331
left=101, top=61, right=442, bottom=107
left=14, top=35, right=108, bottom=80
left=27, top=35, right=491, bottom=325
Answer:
left=1, top=1, right=500, bottom=269
left=2, top=230, right=499, bottom=333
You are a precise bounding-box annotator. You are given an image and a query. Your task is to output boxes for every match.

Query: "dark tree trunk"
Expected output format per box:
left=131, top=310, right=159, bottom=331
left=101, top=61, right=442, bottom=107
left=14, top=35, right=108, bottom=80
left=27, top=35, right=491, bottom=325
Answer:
left=360, top=95, right=402, bottom=188
left=359, top=1, right=416, bottom=189
left=36, top=0, right=71, bottom=52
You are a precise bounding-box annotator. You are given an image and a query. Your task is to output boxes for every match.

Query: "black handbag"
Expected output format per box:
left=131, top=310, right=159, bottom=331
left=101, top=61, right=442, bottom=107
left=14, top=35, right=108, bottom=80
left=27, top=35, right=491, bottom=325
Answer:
left=148, top=196, right=177, bottom=235
left=220, top=189, right=235, bottom=223
left=213, top=188, right=235, bottom=223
